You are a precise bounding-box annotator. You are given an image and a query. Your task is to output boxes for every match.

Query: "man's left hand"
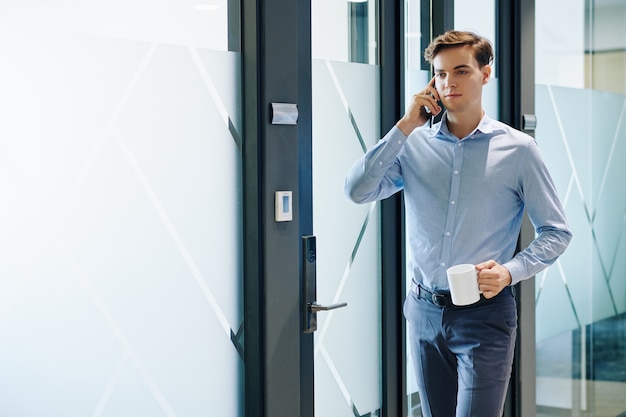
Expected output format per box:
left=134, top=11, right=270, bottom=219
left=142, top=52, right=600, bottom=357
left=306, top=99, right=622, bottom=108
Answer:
left=475, top=260, right=512, bottom=299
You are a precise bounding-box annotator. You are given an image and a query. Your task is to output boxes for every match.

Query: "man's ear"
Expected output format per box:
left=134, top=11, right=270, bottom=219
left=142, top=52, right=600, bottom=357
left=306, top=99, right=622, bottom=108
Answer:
left=482, top=65, right=492, bottom=84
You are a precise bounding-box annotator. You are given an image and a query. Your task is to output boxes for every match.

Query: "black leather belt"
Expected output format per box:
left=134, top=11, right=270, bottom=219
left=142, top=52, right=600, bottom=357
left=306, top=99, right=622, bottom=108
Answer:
left=410, top=281, right=504, bottom=308
left=410, top=281, right=454, bottom=307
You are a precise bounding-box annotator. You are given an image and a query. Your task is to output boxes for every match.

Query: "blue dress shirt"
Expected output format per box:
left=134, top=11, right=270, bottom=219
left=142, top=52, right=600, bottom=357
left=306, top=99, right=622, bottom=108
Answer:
left=345, top=113, right=572, bottom=290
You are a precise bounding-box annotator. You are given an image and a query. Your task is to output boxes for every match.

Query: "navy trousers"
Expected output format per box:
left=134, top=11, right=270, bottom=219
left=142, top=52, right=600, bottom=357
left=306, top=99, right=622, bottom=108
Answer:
left=404, top=285, right=517, bottom=417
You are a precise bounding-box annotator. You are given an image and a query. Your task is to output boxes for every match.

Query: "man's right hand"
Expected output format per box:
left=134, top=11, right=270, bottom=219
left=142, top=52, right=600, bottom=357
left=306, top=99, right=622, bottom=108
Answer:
left=396, top=76, right=442, bottom=136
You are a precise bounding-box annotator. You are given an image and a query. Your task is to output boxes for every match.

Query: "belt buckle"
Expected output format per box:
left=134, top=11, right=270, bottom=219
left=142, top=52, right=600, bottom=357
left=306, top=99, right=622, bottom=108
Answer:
left=431, top=293, right=448, bottom=307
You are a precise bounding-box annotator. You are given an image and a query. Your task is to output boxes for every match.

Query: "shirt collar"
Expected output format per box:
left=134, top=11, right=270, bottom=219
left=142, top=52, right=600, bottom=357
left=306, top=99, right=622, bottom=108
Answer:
left=435, top=111, right=495, bottom=139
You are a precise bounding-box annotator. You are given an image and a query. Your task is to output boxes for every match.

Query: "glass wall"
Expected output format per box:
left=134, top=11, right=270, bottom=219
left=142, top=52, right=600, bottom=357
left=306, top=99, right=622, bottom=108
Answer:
left=535, top=0, right=626, bottom=415
left=0, top=1, right=243, bottom=416
left=312, top=0, right=382, bottom=416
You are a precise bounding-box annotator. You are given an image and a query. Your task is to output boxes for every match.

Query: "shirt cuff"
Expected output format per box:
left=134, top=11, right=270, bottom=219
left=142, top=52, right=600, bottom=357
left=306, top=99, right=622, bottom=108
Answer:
left=502, top=258, right=526, bottom=286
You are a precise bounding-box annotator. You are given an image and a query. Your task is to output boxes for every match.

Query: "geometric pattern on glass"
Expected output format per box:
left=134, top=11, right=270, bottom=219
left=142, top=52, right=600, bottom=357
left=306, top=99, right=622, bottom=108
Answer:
left=0, top=29, right=243, bottom=416
left=535, top=84, right=626, bottom=342
left=312, top=59, right=382, bottom=417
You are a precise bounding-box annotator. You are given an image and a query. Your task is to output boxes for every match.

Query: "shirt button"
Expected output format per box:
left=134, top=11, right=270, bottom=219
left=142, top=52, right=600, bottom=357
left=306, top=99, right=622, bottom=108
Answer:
left=397, top=140, right=402, bottom=144
left=379, top=161, right=383, bottom=165
left=441, top=262, right=446, bottom=267
left=446, top=232, right=451, bottom=236
left=457, top=142, right=462, bottom=147
left=451, top=200, right=456, bottom=205
left=454, top=170, right=459, bottom=175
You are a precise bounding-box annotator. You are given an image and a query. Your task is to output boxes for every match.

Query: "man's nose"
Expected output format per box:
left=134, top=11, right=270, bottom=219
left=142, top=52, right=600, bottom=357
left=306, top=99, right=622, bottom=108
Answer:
left=445, top=75, right=456, bottom=88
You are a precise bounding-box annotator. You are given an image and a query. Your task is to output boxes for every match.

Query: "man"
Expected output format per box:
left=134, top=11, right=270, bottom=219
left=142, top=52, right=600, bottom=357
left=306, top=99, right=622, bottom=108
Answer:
left=344, top=31, right=572, bottom=417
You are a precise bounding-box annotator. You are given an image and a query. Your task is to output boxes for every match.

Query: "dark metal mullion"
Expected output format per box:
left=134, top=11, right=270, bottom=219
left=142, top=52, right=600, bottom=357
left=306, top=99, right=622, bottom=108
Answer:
left=380, top=196, right=405, bottom=417
left=432, top=0, right=455, bottom=35
left=242, top=0, right=265, bottom=413
left=497, top=1, right=536, bottom=417
left=498, top=2, right=519, bottom=416
left=379, top=0, right=405, bottom=415
left=515, top=0, right=537, bottom=415
left=497, top=0, right=521, bottom=128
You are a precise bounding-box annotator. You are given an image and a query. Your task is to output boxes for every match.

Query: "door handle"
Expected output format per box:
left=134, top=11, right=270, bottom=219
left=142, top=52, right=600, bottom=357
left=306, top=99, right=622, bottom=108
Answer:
left=302, top=235, right=347, bottom=333
left=309, top=302, right=348, bottom=312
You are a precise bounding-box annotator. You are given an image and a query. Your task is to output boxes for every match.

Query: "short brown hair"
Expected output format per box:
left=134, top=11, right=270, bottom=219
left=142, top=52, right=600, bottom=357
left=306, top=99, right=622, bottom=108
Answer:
left=424, top=30, right=494, bottom=67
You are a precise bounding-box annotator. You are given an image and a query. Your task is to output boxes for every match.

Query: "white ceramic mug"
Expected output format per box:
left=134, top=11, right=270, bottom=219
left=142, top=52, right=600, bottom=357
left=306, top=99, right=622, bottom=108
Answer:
left=446, top=264, right=481, bottom=306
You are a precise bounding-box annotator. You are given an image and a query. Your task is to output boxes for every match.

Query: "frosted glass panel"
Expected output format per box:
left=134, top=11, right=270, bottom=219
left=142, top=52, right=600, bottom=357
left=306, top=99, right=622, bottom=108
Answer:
left=535, top=12, right=626, bottom=416
left=0, top=2, right=243, bottom=417
left=312, top=59, right=382, bottom=416
left=535, top=0, right=586, bottom=88
left=536, top=84, right=626, bottom=334
left=535, top=62, right=626, bottom=417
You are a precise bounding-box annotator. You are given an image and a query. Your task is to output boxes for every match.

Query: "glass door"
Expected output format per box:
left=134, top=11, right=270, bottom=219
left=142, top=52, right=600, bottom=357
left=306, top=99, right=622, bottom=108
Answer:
left=311, top=0, right=383, bottom=415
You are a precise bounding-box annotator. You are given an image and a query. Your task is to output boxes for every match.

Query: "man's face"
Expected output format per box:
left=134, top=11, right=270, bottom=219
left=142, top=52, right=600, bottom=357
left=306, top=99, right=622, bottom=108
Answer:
left=432, top=45, right=491, bottom=114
